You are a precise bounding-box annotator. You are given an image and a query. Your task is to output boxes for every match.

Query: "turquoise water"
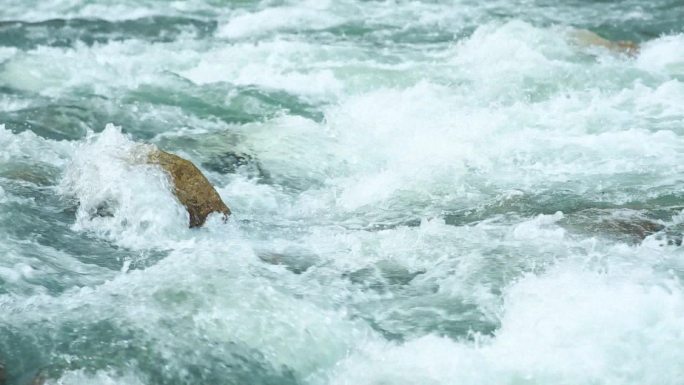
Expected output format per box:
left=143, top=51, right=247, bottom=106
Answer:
left=1, top=1, right=684, bottom=384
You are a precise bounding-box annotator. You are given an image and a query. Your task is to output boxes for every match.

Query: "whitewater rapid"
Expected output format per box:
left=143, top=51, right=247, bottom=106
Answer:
left=1, top=0, right=684, bottom=384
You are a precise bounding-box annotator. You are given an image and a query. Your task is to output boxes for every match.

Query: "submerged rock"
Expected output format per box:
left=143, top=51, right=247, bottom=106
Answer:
left=257, top=247, right=320, bottom=274
left=561, top=208, right=665, bottom=244
left=28, top=371, right=46, bottom=385
left=147, top=148, right=231, bottom=228
left=202, top=151, right=270, bottom=181
left=0, top=364, right=45, bottom=385
left=571, top=29, right=640, bottom=56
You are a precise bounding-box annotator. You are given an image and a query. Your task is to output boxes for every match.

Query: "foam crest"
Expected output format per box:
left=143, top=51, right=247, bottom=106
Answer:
left=0, top=40, right=200, bottom=96
left=0, top=0, right=220, bottom=22
left=48, top=369, right=145, bottom=385
left=449, top=21, right=574, bottom=99
left=218, top=0, right=341, bottom=39
left=0, top=47, right=16, bottom=63
left=319, top=82, right=490, bottom=211
left=327, top=267, right=684, bottom=385
left=59, top=124, right=188, bottom=248
left=511, top=212, right=565, bottom=240
left=636, top=34, right=684, bottom=76
left=2, top=1, right=684, bottom=383
left=0, top=124, right=73, bottom=165
left=2, top=237, right=374, bottom=381
left=179, top=40, right=344, bottom=98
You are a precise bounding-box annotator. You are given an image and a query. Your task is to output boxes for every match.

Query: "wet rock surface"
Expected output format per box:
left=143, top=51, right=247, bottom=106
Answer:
left=147, top=148, right=231, bottom=228
left=560, top=208, right=667, bottom=244
left=571, top=29, right=640, bottom=56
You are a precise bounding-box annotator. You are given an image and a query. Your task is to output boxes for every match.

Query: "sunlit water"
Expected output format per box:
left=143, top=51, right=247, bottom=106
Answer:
left=1, top=1, right=684, bottom=384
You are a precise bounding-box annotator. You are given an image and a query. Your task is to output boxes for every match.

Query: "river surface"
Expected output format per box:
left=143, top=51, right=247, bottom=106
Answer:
left=1, top=1, right=684, bottom=384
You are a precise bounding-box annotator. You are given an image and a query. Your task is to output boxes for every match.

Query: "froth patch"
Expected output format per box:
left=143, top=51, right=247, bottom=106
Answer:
left=636, top=34, right=684, bottom=76
left=49, top=369, right=146, bottom=385
left=217, top=0, right=342, bottom=39
left=0, top=47, right=17, bottom=64
left=178, top=40, right=344, bottom=98
left=321, top=82, right=493, bottom=211
left=0, top=41, right=200, bottom=96
left=450, top=21, right=574, bottom=98
left=0, top=124, right=73, bottom=166
left=327, top=267, right=684, bottom=385
left=59, top=124, right=188, bottom=248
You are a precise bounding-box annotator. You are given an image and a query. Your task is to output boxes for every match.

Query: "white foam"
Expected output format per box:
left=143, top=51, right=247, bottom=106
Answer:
left=59, top=124, right=189, bottom=249
left=0, top=124, right=73, bottom=165
left=448, top=21, right=575, bottom=100
left=1, top=233, right=376, bottom=380
left=326, top=266, right=684, bottom=385
left=217, top=0, right=342, bottom=39
left=511, top=212, right=565, bottom=241
left=294, top=61, right=684, bottom=215
left=0, top=0, right=219, bottom=22
left=0, top=40, right=201, bottom=96
left=0, top=47, right=16, bottom=64
left=217, top=175, right=286, bottom=217
left=48, top=369, right=146, bottom=385
left=636, top=34, right=684, bottom=76
left=178, top=39, right=344, bottom=98
left=2, top=4, right=684, bottom=384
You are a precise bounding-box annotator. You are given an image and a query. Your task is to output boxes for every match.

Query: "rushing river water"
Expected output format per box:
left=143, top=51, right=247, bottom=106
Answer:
left=1, top=0, right=684, bottom=384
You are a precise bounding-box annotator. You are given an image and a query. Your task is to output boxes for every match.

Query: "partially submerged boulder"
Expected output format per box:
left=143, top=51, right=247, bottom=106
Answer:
left=147, top=148, right=231, bottom=228
left=560, top=208, right=666, bottom=245
left=28, top=371, right=46, bottom=385
left=571, top=29, right=640, bottom=56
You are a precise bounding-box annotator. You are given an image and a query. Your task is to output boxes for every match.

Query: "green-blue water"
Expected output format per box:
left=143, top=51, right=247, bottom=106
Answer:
left=1, top=1, right=684, bottom=384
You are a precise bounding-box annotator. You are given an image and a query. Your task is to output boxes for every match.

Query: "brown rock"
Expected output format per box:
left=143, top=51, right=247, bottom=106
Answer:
left=571, top=29, right=640, bottom=56
left=29, top=370, right=46, bottom=385
left=147, top=148, right=231, bottom=228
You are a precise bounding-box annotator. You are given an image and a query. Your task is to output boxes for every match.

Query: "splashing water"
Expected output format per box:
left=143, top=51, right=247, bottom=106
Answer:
left=1, top=0, right=684, bottom=384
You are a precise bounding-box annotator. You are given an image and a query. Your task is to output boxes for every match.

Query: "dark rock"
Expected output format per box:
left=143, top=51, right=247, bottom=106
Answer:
left=29, top=370, right=46, bottom=385
left=653, top=223, right=684, bottom=246
left=561, top=209, right=665, bottom=244
left=344, top=261, right=426, bottom=292
left=90, top=200, right=117, bottom=218
left=147, top=148, right=231, bottom=228
left=603, top=218, right=664, bottom=242
left=202, top=152, right=253, bottom=174
left=202, top=151, right=270, bottom=181
left=376, top=260, right=426, bottom=286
